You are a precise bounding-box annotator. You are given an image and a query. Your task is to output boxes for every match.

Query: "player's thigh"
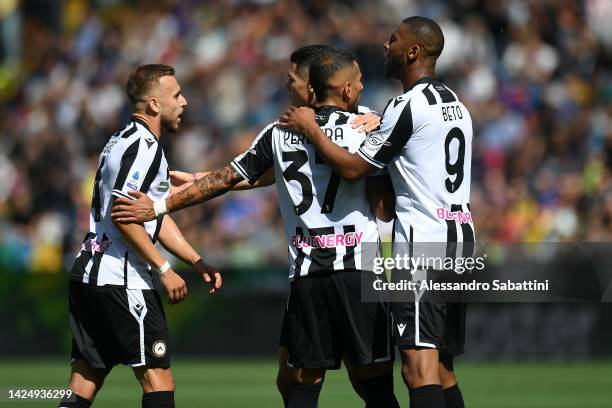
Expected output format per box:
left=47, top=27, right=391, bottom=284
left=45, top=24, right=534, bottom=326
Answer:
left=69, top=359, right=110, bottom=400
left=133, top=366, right=175, bottom=393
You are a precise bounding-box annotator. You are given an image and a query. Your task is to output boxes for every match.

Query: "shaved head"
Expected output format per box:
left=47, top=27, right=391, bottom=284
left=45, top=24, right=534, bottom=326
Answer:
left=401, top=16, right=444, bottom=59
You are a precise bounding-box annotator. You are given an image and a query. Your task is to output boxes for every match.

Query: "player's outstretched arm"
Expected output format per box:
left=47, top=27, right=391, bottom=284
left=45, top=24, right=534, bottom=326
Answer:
left=112, top=205, right=187, bottom=303
left=170, top=170, right=210, bottom=194
left=278, top=106, right=374, bottom=181
left=111, top=164, right=244, bottom=223
left=232, top=167, right=275, bottom=190
left=171, top=167, right=274, bottom=193
left=157, top=215, right=222, bottom=294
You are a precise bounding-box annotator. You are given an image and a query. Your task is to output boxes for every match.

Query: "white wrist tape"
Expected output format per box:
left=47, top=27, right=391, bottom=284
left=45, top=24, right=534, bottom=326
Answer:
left=153, top=199, right=168, bottom=217
left=158, top=261, right=171, bottom=274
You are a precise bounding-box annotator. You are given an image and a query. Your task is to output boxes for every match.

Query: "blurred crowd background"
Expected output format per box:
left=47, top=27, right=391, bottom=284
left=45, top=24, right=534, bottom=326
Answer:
left=1, top=0, right=612, bottom=274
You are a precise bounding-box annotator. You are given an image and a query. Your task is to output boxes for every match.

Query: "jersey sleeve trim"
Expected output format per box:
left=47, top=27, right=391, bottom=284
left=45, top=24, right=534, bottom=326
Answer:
left=357, top=98, right=413, bottom=167
left=231, top=160, right=253, bottom=184
left=111, top=189, right=134, bottom=200
left=231, top=124, right=275, bottom=185
left=357, top=147, right=385, bottom=169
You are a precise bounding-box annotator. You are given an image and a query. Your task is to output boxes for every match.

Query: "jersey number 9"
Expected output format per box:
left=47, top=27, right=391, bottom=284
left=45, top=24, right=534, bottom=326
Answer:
left=444, top=127, right=465, bottom=193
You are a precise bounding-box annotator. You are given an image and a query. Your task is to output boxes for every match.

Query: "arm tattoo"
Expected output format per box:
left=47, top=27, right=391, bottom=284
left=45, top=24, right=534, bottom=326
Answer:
left=167, top=165, right=243, bottom=212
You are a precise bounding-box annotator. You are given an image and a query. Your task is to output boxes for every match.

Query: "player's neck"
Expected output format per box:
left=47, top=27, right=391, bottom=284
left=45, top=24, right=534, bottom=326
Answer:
left=132, top=113, right=162, bottom=140
left=315, top=98, right=348, bottom=112
left=402, top=65, right=436, bottom=92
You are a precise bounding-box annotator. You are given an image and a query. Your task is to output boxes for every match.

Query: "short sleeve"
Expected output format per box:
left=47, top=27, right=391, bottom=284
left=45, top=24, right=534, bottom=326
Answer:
left=231, top=123, right=275, bottom=184
left=357, top=98, right=413, bottom=168
left=112, top=137, right=162, bottom=200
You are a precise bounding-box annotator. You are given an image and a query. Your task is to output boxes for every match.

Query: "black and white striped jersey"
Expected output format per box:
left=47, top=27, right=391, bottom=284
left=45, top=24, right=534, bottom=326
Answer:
left=70, top=117, right=170, bottom=289
left=358, top=78, right=475, bottom=253
left=232, top=105, right=380, bottom=279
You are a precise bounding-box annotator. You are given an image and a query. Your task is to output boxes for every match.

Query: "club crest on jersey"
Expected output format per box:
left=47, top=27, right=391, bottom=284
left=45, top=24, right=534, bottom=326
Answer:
left=152, top=340, right=167, bottom=358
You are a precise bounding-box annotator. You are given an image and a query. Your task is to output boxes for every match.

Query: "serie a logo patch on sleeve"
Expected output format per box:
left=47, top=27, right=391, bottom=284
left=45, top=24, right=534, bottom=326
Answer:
left=127, top=170, right=141, bottom=190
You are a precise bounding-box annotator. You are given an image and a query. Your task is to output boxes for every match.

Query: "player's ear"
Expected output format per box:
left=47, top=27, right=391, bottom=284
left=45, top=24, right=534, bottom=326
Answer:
left=307, top=83, right=314, bottom=96
left=343, top=82, right=351, bottom=102
left=147, top=96, right=161, bottom=114
left=307, top=83, right=316, bottom=104
left=407, top=44, right=419, bottom=62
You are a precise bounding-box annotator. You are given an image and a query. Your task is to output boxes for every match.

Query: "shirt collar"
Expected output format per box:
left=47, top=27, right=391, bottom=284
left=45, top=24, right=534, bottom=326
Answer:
left=314, top=105, right=343, bottom=125
left=132, top=116, right=157, bottom=139
left=408, top=77, right=437, bottom=91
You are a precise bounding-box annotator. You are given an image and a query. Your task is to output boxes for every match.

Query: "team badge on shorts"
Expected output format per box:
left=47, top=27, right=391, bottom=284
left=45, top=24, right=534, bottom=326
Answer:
left=152, top=340, right=167, bottom=358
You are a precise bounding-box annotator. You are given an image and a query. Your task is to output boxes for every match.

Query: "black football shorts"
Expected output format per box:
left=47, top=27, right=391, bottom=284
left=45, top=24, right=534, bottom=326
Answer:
left=286, top=270, right=394, bottom=369
left=69, top=282, right=171, bottom=369
left=278, top=300, right=290, bottom=349
left=390, top=268, right=467, bottom=355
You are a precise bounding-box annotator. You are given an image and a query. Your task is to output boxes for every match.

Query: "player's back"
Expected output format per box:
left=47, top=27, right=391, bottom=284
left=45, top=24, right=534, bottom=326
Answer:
left=399, top=79, right=473, bottom=246
left=273, top=106, right=379, bottom=277
left=233, top=106, right=378, bottom=278
left=360, top=78, right=474, bottom=249
left=231, top=106, right=382, bottom=278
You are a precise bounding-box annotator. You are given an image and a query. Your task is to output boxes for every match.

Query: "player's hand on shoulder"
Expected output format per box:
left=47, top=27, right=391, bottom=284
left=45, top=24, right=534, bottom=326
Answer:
left=160, top=268, right=188, bottom=304
left=111, top=190, right=155, bottom=223
left=193, top=259, right=222, bottom=295
left=278, top=106, right=315, bottom=134
left=352, top=112, right=381, bottom=133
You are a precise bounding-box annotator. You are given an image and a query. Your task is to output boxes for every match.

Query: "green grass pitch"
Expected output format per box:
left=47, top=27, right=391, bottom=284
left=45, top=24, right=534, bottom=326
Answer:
left=0, top=359, right=611, bottom=407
